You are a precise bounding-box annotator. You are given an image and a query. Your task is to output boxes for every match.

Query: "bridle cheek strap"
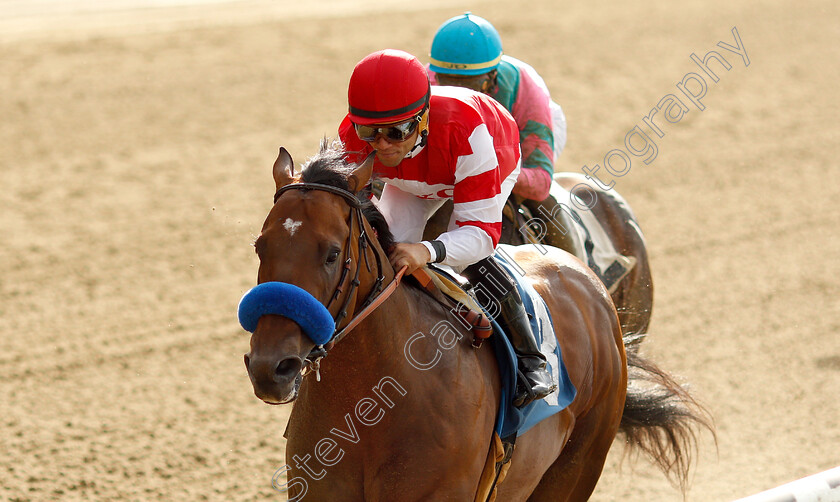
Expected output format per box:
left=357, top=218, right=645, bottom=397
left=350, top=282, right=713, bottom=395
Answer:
left=249, top=182, right=403, bottom=350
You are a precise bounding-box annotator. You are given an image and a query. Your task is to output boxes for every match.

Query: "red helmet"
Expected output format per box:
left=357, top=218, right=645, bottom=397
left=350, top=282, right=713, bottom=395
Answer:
left=348, top=49, right=431, bottom=126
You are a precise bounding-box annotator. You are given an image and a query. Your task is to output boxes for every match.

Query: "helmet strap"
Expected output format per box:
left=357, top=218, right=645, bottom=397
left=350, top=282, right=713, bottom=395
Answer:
left=483, top=70, right=499, bottom=95
left=407, top=108, right=430, bottom=156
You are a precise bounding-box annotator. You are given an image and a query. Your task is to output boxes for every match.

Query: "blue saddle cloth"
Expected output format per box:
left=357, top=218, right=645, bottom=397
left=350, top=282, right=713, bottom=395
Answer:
left=488, top=252, right=577, bottom=438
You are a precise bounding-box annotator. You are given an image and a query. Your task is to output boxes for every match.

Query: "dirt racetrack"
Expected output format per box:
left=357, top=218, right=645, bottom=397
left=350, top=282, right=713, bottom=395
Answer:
left=2, top=0, right=838, bottom=500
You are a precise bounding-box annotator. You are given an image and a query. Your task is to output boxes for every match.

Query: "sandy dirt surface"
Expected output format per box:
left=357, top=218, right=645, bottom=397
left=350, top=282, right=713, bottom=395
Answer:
left=2, top=0, right=838, bottom=500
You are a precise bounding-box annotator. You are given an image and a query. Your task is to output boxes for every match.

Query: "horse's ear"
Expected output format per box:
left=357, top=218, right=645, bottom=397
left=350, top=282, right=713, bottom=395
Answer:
left=273, top=147, right=295, bottom=190
left=347, top=151, right=375, bottom=194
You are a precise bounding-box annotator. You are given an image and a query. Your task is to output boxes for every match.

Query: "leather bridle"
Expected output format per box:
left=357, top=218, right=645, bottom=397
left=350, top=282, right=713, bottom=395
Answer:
left=272, top=182, right=406, bottom=377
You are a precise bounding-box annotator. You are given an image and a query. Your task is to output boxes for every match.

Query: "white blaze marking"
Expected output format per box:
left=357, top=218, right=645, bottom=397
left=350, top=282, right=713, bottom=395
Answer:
left=283, top=218, right=302, bottom=236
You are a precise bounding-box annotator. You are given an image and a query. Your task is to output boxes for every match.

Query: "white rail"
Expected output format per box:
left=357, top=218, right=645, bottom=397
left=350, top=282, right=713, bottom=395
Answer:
left=733, top=466, right=840, bottom=502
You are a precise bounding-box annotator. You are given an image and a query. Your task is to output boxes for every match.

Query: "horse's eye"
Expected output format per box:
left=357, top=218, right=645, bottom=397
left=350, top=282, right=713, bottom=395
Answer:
left=326, top=248, right=340, bottom=264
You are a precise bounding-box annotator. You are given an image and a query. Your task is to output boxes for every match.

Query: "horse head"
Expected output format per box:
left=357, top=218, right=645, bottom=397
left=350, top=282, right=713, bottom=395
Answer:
left=242, top=142, right=386, bottom=404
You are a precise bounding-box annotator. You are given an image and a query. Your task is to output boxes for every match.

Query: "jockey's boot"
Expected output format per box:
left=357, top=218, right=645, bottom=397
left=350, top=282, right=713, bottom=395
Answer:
left=462, top=256, right=557, bottom=408
left=497, top=289, right=557, bottom=408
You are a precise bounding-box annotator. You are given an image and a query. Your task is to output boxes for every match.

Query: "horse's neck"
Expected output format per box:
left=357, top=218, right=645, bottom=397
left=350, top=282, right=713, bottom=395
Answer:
left=286, top=283, right=499, bottom=499
left=297, top=284, right=452, bottom=404
left=287, top=282, right=500, bottom=489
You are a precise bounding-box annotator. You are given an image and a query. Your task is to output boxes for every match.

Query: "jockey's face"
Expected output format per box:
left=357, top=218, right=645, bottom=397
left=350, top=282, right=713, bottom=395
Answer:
left=436, top=70, right=496, bottom=94
left=364, top=120, right=419, bottom=168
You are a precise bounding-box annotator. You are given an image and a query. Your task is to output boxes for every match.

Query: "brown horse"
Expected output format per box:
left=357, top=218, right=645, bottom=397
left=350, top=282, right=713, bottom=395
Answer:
left=552, top=174, right=654, bottom=342
left=422, top=175, right=654, bottom=342
left=243, top=143, right=711, bottom=501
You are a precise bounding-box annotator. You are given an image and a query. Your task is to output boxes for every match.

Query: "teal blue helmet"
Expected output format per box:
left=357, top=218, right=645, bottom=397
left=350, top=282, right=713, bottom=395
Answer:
left=429, top=13, right=503, bottom=76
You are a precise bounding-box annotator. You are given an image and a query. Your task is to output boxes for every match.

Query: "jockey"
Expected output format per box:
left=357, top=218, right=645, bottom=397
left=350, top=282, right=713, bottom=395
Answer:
left=429, top=12, right=567, bottom=204
left=339, top=49, right=556, bottom=408
left=428, top=13, right=588, bottom=263
left=429, top=14, right=637, bottom=296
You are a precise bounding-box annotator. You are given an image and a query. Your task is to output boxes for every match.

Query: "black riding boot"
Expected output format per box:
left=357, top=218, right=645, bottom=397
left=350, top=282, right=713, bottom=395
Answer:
left=497, top=290, right=557, bottom=408
left=463, top=256, right=557, bottom=408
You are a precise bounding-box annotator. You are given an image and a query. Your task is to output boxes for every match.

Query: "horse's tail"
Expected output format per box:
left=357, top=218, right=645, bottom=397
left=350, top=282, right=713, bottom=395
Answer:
left=618, top=333, right=716, bottom=493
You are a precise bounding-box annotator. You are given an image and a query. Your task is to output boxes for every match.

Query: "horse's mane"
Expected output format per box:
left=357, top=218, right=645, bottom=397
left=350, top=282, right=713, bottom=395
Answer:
left=300, top=139, right=396, bottom=252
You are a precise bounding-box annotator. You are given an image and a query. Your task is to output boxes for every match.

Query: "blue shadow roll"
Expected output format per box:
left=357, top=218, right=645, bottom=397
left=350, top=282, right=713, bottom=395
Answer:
left=238, top=282, right=335, bottom=345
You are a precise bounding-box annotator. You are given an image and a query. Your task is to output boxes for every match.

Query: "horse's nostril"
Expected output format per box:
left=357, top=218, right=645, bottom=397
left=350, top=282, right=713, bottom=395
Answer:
left=244, top=354, right=251, bottom=371
left=275, top=357, right=302, bottom=381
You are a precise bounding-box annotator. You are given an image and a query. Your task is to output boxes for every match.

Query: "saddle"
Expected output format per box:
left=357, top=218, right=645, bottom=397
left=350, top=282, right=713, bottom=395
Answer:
left=410, top=255, right=577, bottom=501
left=410, top=266, right=493, bottom=347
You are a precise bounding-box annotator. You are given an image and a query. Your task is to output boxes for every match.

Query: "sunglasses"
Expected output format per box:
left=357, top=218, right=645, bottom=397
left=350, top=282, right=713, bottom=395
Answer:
left=354, top=117, right=420, bottom=143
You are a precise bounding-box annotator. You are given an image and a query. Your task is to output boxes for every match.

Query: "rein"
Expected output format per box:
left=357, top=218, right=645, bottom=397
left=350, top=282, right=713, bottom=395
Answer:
left=272, top=182, right=405, bottom=378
